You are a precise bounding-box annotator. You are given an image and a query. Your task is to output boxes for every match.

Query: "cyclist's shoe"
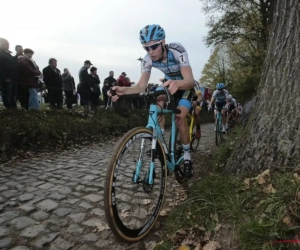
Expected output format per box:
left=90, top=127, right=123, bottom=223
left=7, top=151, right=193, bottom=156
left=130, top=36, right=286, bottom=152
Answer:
left=183, top=160, right=194, bottom=178
left=222, top=128, right=226, bottom=133
left=196, top=129, right=201, bottom=139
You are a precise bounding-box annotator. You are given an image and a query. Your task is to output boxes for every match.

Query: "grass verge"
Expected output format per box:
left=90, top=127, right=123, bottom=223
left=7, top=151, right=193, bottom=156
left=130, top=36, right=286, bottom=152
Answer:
left=155, top=127, right=300, bottom=250
left=0, top=106, right=214, bottom=162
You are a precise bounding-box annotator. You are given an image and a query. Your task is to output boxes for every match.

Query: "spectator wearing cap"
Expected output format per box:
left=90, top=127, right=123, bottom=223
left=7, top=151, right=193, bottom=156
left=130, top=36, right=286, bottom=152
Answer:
left=18, top=48, right=41, bottom=110
left=62, top=68, right=76, bottom=109
left=79, top=60, right=93, bottom=107
left=117, top=72, right=131, bottom=87
left=42, top=58, right=63, bottom=110
left=89, top=66, right=101, bottom=109
left=0, top=38, right=19, bottom=109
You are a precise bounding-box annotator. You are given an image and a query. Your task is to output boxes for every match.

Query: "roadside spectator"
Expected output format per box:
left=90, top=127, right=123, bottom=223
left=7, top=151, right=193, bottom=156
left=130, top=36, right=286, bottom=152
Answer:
left=117, top=72, right=131, bottom=87
left=79, top=60, right=93, bottom=107
left=90, top=66, right=101, bottom=109
left=104, top=71, right=116, bottom=88
left=0, top=38, right=19, bottom=109
left=42, top=58, right=63, bottom=110
left=102, top=79, right=110, bottom=107
left=13, top=45, right=26, bottom=108
left=18, top=48, right=41, bottom=110
left=62, top=68, right=76, bottom=109
left=13, top=45, right=23, bottom=61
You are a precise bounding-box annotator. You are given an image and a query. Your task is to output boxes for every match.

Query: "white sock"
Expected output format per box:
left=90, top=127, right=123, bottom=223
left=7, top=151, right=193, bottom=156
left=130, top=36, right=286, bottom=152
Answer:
left=161, top=129, right=164, bottom=135
left=182, top=144, right=191, bottom=161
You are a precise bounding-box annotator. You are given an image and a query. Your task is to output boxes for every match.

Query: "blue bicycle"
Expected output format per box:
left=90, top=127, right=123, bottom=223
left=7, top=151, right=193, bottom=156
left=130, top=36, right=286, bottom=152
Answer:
left=104, top=87, right=188, bottom=242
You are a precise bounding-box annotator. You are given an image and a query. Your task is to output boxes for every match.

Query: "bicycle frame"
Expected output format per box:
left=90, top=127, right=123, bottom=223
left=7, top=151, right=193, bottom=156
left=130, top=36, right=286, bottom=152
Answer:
left=132, top=103, right=184, bottom=185
left=187, top=113, right=195, bottom=142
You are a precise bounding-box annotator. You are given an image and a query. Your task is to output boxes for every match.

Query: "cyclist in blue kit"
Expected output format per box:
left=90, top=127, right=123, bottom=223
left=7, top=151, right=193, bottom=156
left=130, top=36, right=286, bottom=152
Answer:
left=108, top=24, right=195, bottom=178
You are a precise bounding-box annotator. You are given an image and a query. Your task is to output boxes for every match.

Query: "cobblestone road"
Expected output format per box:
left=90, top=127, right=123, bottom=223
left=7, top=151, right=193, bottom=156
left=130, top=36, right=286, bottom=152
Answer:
left=0, top=123, right=215, bottom=250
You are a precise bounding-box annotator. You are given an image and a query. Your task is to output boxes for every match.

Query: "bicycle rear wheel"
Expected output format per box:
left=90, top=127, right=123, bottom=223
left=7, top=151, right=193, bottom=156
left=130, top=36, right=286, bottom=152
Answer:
left=104, top=127, right=167, bottom=242
left=190, top=122, right=200, bottom=151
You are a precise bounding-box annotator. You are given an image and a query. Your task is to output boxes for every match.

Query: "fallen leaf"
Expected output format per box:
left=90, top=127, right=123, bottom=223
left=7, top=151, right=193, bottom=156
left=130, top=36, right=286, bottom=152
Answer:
left=263, top=184, right=276, bottom=193
left=142, top=199, right=151, bottom=205
left=145, top=240, right=157, bottom=250
left=203, top=241, right=221, bottom=250
left=178, top=246, right=191, bottom=250
left=257, top=176, right=266, bottom=185
left=243, top=178, right=250, bottom=189
left=294, top=173, right=300, bottom=182
left=159, top=209, right=169, bottom=216
left=282, top=216, right=294, bottom=228
left=194, top=244, right=202, bottom=250
left=181, top=239, right=197, bottom=246
left=95, top=223, right=109, bottom=232
left=119, top=210, right=130, bottom=218
left=214, top=224, right=222, bottom=231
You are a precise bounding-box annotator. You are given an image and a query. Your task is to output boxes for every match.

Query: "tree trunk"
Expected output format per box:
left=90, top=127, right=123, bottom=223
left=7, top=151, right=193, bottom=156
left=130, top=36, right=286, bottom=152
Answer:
left=226, top=0, right=300, bottom=174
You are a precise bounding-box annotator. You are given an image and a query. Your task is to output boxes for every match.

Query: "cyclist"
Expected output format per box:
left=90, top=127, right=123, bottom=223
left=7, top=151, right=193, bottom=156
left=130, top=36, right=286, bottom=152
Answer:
left=108, top=24, right=195, bottom=178
left=226, top=94, right=237, bottom=130
left=236, top=102, right=243, bottom=123
left=192, top=80, right=203, bottom=139
left=208, top=83, right=229, bottom=133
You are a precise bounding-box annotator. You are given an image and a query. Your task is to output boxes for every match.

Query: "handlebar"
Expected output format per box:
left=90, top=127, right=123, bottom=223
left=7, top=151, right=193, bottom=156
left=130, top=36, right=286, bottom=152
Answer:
left=109, top=81, right=181, bottom=114
left=139, top=87, right=181, bottom=114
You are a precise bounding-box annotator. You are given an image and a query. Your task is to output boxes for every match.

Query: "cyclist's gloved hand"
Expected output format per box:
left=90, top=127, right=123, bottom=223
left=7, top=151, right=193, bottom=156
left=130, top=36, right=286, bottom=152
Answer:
left=162, top=80, right=178, bottom=95
left=107, top=87, right=125, bottom=102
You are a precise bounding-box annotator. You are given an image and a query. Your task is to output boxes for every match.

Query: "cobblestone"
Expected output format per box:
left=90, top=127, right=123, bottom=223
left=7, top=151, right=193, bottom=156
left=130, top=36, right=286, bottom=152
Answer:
left=0, top=124, right=215, bottom=249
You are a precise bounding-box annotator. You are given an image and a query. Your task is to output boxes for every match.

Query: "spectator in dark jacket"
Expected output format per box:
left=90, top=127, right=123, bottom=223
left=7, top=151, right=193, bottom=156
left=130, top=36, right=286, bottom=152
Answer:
left=18, top=48, right=41, bottom=110
left=13, top=45, right=28, bottom=108
left=14, top=45, right=23, bottom=61
left=102, top=79, right=110, bottom=107
left=79, top=60, right=93, bottom=107
left=0, top=38, right=19, bottom=108
left=90, top=66, right=101, bottom=108
left=42, top=58, right=63, bottom=110
left=62, top=68, right=76, bottom=109
left=104, top=71, right=117, bottom=88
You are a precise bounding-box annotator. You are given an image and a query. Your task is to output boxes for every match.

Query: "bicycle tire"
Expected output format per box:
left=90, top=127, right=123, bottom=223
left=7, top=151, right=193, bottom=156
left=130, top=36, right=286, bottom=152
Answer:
left=104, top=127, right=167, bottom=242
left=215, top=118, right=220, bottom=145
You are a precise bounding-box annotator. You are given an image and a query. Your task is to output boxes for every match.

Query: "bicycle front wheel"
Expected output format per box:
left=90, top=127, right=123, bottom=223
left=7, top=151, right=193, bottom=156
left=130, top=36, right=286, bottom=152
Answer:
left=104, top=127, right=167, bottom=242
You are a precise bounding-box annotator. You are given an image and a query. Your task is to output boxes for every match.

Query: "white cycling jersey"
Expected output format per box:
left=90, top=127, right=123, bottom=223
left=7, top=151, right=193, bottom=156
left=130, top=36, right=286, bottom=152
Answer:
left=212, top=89, right=229, bottom=103
left=231, top=98, right=237, bottom=107
left=142, top=43, right=190, bottom=80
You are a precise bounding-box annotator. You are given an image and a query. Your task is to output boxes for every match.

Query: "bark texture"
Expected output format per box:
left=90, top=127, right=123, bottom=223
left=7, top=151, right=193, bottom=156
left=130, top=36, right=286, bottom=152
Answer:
left=226, top=0, right=300, bottom=174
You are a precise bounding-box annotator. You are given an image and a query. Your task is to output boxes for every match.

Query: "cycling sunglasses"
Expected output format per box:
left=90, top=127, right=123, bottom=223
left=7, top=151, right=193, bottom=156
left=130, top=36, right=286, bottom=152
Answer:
left=143, top=40, right=162, bottom=52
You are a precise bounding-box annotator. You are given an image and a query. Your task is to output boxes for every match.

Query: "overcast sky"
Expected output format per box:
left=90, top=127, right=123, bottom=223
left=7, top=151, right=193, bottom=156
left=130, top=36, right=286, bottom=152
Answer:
left=1, top=0, right=211, bottom=88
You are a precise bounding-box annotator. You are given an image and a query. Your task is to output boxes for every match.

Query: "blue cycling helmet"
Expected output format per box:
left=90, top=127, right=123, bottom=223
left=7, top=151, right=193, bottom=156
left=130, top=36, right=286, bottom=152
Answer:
left=216, top=83, right=225, bottom=90
left=139, top=24, right=165, bottom=44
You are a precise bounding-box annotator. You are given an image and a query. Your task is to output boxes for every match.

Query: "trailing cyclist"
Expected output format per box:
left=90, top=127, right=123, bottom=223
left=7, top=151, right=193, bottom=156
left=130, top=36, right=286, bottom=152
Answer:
left=208, top=83, right=230, bottom=133
left=236, top=102, right=243, bottom=123
left=192, top=80, right=203, bottom=139
left=226, top=94, right=237, bottom=130
left=108, top=24, right=195, bottom=178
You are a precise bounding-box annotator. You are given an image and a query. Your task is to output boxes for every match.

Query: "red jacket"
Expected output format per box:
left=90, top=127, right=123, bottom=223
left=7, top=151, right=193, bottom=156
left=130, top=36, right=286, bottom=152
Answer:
left=117, top=75, right=131, bottom=87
